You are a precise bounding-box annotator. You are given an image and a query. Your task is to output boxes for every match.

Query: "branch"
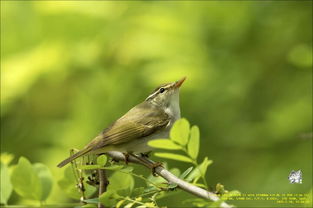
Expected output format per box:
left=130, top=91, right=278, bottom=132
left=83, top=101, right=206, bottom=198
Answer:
left=98, top=169, right=109, bottom=208
left=106, top=151, right=232, bottom=208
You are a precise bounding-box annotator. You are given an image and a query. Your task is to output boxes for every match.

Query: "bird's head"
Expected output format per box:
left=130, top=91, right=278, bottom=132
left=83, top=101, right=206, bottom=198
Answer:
left=146, top=77, right=186, bottom=108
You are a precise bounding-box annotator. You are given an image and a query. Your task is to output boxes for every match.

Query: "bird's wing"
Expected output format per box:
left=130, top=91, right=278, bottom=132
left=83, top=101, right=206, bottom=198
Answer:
left=86, top=102, right=170, bottom=151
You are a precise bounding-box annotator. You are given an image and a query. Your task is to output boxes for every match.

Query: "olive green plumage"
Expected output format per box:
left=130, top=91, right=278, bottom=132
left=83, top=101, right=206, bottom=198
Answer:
left=57, top=77, right=185, bottom=168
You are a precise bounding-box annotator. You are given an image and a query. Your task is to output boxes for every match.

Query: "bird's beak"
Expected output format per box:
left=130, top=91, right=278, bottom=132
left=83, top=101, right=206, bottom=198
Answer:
left=174, top=77, right=186, bottom=89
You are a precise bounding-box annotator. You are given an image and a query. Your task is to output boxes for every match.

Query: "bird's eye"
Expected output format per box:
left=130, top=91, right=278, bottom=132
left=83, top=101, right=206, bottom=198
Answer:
left=159, top=88, right=165, bottom=93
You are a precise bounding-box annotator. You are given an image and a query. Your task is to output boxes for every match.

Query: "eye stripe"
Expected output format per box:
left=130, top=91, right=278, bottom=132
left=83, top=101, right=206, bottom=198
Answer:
left=146, top=84, right=171, bottom=101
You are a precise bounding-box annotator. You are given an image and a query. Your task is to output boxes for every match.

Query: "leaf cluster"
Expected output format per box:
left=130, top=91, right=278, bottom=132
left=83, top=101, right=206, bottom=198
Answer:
left=0, top=154, right=53, bottom=205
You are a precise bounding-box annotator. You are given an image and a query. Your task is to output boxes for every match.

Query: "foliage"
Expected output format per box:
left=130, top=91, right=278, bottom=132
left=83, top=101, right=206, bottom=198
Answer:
left=0, top=119, right=235, bottom=208
left=149, top=118, right=212, bottom=188
left=0, top=162, right=12, bottom=204
left=1, top=154, right=53, bottom=205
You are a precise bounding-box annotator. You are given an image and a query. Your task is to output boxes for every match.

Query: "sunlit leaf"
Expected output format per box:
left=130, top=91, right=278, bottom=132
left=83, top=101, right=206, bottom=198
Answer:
left=144, top=202, right=156, bottom=207
left=0, top=152, right=14, bottom=165
left=0, top=162, right=12, bottom=204
left=154, top=152, right=192, bottom=163
left=186, top=157, right=212, bottom=182
left=148, top=139, right=182, bottom=150
left=116, top=199, right=126, bottom=208
left=10, top=157, right=41, bottom=200
left=170, top=168, right=181, bottom=177
left=180, top=167, right=193, bottom=180
left=120, top=166, right=134, bottom=173
left=78, top=164, right=101, bottom=170
left=97, top=155, right=107, bottom=166
left=135, top=196, right=142, bottom=201
left=215, top=183, right=226, bottom=195
left=33, top=163, right=53, bottom=201
left=198, top=157, right=212, bottom=176
left=188, top=125, right=200, bottom=159
left=124, top=202, right=135, bottom=208
left=82, top=204, right=97, bottom=208
left=170, top=118, right=190, bottom=146
left=168, top=183, right=178, bottom=189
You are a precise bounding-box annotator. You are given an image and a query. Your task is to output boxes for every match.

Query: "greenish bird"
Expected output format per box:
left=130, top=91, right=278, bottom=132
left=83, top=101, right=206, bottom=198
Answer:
left=57, top=77, right=186, bottom=168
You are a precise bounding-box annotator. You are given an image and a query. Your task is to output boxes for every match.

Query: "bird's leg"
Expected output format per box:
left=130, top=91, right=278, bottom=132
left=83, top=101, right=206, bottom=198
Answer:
left=129, top=153, right=163, bottom=177
left=150, top=162, right=163, bottom=177
left=122, top=152, right=130, bottom=165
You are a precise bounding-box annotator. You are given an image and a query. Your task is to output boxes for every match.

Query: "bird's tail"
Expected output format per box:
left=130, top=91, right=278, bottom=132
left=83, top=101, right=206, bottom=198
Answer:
left=57, top=147, right=92, bottom=168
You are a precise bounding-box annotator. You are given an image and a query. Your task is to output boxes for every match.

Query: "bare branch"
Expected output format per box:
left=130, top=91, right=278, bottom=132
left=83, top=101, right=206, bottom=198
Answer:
left=106, top=151, right=232, bottom=208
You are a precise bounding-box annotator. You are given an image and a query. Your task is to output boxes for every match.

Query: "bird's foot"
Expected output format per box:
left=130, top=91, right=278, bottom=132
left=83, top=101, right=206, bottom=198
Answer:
left=151, top=162, right=163, bottom=177
left=140, top=151, right=151, bottom=158
left=122, top=153, right=130, bottom=165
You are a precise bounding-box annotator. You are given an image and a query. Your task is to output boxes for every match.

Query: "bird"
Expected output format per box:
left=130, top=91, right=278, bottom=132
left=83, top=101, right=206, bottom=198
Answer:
left=57, top=77, right=186, bottom=168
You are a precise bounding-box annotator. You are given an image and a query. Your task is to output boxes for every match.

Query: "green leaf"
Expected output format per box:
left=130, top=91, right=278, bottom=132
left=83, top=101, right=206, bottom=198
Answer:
left=186, top=157, right=212, bottom=182
left=58, top=165, right=96, bottom=200
left=81, top=204, right=97, bottom=208
left=120, top=166, right=134, bottom=173
left=33, top=163, right=53, bottom=201
left=97, top=155, right=107, bottom=166
left=108, top=171, right=134, bottom=195
left=188, top=125, right=200, bottom=159
left=0, top=152, right=14, bottom=165
left=180, top=167, right=193, bottom=180
left=132, top=187, right=145, bottom=196
left=198, top=157, right=212, bottom=176
left=78, top=164, right=101, bottom=170
left=124, top=202, right=135, bottom=208
left=103, top=165, right=124, bottom=170
left=10, top=157, right=41, bottom=200
left=170, top=118, right=190, bottom=146
left=116, top=199, right=126, bottom=208
left=58, top=166, right=80, bottom=199
left=148, top=139, right=182, bottom=150
left=170, top=168, right=181, bottom=177
left=144, top=202, right=156, bottom=207
left=99, top=190, right=118, bottom=207
left=154, top=152, right=193, bottom=163
left=0, top=162, right=13, bottom=204
left=83, top=198, right=99, bottom=204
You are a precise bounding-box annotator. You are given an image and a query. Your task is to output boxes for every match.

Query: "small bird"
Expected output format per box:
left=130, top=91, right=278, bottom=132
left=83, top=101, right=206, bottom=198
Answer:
left=57, top=77, right=186, bottom=168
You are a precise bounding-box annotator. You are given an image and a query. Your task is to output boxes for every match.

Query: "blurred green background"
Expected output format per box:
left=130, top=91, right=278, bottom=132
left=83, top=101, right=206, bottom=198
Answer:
left=1, top=1, right=312, bottom=207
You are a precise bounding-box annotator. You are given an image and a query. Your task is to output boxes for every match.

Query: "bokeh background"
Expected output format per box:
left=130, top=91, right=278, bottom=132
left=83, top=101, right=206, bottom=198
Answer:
left=1, top=1, right=312, bottom=207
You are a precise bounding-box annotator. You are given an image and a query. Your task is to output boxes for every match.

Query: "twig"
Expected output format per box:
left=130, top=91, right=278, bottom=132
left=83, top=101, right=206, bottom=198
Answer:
left=98, top=169, right=109, bottom=208
left=106, top=151, right=232, bottom=208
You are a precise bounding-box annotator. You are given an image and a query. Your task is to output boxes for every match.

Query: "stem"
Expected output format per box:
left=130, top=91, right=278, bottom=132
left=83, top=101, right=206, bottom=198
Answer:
left=117, top=196, right=145, bottom=206
left=98, top=169, right=109, bottom=208
left=181, top=147, right=209, bottom=189
left=193, top=160, right=209, bottom=189
left=70, top=149, right=86, bottom=201
left=119, top=170, right=162, bottom=190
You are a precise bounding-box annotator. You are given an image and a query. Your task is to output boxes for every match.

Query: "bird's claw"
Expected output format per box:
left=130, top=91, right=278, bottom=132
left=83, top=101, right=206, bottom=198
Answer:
left=140, top=151, right=151, bottom=158
left=151, top=162, right=163, bottom=177
left=123, top=153, right=130, bottom=165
